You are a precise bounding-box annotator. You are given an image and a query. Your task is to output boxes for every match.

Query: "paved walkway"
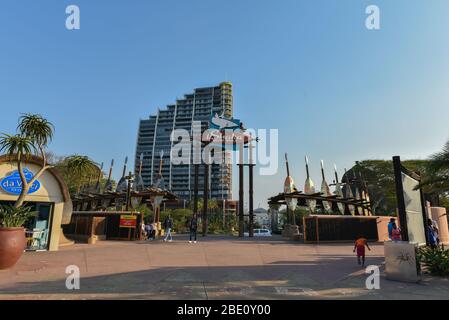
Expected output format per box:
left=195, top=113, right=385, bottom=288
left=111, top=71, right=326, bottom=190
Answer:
left=0, top=235, right=448, bottom=299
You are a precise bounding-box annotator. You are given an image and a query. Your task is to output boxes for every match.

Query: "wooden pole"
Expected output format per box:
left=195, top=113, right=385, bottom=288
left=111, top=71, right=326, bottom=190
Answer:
left=193, top=164, right=199, bottom=219
left=239, top=163, right=244, bottom=237
left=125, top=172, right=132, bottom=211
left=249, top=164, right=254, bottom=237
left=203, top=163, right=209, bottom=237
left=249, top=137, right=255, bottom=238
left=393, top=156, right=409, bottom=241
left=238, top=141, right=245, bottom=238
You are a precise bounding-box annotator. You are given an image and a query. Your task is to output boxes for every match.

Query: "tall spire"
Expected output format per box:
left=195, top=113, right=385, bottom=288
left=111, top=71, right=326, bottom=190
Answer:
left=333, top=164, right=345, bottom=215
left=285, top=153, right=291, bottom=177
left=104, top=159, right=114, bottom=192
left=304, top=156, right=316, bottom=213
left=305, top=156, right=310, bottom=179
left=320, top=160, right=332, bottom=212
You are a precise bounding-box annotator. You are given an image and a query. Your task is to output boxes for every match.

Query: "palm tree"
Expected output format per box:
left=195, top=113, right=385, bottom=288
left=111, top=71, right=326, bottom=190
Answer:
left=208, top=199, right=219, bottom=213
left=17, top=114, right=54, bottom=148
left=0, top=114, right=54, bottom=208
left=416, top=139, right=449, bottom=193
left=189, top=198, right=203, bottom=214
left=64, top=155, right=100, bottom=194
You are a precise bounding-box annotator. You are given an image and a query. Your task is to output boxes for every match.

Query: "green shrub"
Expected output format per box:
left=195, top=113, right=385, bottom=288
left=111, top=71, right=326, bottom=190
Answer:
left=207, top=221, right=227, bottom=234
left=418, top=246, right=449, bottom=277
left=173, top=219, right=189, bottom=233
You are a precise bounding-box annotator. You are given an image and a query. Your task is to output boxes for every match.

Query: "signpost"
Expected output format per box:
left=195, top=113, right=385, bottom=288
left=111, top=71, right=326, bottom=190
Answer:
left=189, top=114, right=257, bottom=238
left=119, top=215, right=137, bottom=228
left=119, top=214, right=137, bottom=240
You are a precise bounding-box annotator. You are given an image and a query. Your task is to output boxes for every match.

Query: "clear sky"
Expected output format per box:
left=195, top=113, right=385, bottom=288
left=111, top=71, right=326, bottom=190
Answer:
left=1, top=0, right=449, bottom=208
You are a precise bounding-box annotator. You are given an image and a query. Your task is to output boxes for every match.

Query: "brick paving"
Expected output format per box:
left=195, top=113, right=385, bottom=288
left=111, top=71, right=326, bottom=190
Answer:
left=0, top=235, right=448, bottom=300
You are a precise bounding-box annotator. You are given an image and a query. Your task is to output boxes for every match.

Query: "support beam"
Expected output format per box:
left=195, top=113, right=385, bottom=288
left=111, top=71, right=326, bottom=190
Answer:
left=238, top=163, right=244, bottom=237
left=249, top=164, right=254, bottom=238
left=193, top=164, right=199, bottom=219
left=393, top=156, right=409, bottom=241
left=203, top=164, right=209, bottom=236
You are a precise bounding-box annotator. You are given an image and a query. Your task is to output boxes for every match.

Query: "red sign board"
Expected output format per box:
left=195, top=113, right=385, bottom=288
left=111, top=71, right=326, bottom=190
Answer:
left=119, top=215, right=137, bottom=228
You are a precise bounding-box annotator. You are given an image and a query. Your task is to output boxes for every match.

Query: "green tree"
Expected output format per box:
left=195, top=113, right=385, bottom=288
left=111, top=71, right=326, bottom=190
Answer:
left=189, top=198, right=204, bottom=213
left=133, top=204, right=154, bottom=223
left=48, top=154, right=115, bottom=195
left=345, top=159, right=428, bottom=215
left=56, top=155, right=100, bottom=194
left=278, top=206, right=309, bottom=227
left=208, top=199, right=219, bottom=212
left=0, top=113, right=54, bottom=208
left=416, top=139, right=449, bottom=193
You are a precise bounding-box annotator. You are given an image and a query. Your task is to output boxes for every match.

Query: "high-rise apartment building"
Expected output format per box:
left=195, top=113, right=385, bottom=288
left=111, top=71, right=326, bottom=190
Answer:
left=135, top=82, right=233, bottom=200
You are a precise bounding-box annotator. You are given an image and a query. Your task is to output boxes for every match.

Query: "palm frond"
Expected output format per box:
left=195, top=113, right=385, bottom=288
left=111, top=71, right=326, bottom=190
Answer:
left=18, top=113, right=54, bottom=146
left=66, top=155, right=100, bottom=179
left=427, top=140, right=449, bottom=172
left=0, top=133, right=36, bottom=157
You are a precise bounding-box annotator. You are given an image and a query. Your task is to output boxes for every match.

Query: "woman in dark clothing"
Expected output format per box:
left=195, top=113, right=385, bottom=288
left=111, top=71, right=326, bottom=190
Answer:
left=189, top=216, right=198, bottom=243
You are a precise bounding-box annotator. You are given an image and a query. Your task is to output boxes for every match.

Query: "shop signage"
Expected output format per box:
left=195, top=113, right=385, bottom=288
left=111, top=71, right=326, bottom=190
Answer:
left=0, top=169, right=41, bottom=195
left=119, top=215, right=137, bottom=228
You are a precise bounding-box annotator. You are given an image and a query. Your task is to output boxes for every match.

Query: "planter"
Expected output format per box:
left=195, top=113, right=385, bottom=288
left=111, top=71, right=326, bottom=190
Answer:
left=0, top=227, right=26, bottom=269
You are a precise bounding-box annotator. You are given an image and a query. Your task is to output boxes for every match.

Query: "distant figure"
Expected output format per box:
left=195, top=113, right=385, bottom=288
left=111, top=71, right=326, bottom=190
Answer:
left=151, top=221, right=157, bottom=240
left=391, top=223, right=402, bottom=241
left=163, top=215, right=174, bottom=242
left=140, top=221, right=147, bottom=240
left=189, top=216, right=198, bottom=244
left=145, top=223, right=154, bottom=241
left=432, top=219, right=440, bottom=245
left=353, top=235, right=371, bottom=267
left=388, top=218, right=396, bottom=240
left=427, top=219, right=438, bottom=248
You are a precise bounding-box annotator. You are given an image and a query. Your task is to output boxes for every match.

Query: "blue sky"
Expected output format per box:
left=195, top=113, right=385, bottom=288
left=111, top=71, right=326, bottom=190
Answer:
left=1, top=0, right=449, bottom=209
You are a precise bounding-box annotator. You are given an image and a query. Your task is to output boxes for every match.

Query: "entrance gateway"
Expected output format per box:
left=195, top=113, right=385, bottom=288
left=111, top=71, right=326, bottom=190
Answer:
left=0, top=155, right=73, bottom=251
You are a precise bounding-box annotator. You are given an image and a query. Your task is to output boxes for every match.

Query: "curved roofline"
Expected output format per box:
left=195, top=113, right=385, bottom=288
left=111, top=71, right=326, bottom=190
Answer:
left=0, top=154, right=70, bottom=202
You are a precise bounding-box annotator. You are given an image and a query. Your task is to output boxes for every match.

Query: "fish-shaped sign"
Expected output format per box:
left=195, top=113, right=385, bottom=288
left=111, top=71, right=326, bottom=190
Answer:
left=210, top=113, right=240, bottom=130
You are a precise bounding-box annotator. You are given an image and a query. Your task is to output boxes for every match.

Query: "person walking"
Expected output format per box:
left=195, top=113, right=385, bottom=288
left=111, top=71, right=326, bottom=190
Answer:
left=140, top=221, right=147, bottom=240
left=353, top=235, right=371, bottom=267
left=189, top=216, right=198, bottom=244
left=432, top=219, right=440, bottom=245
left=145, top=222, right=153, bottom=240
left=427, top=219, right=438, bottom=248
left=391, top=223, right=402, bottom=241
left=151, top=221, right=157, bottom=240
left=163, top=215, right=174, bottom=242
left=388, top=218, right=396, bottom=240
